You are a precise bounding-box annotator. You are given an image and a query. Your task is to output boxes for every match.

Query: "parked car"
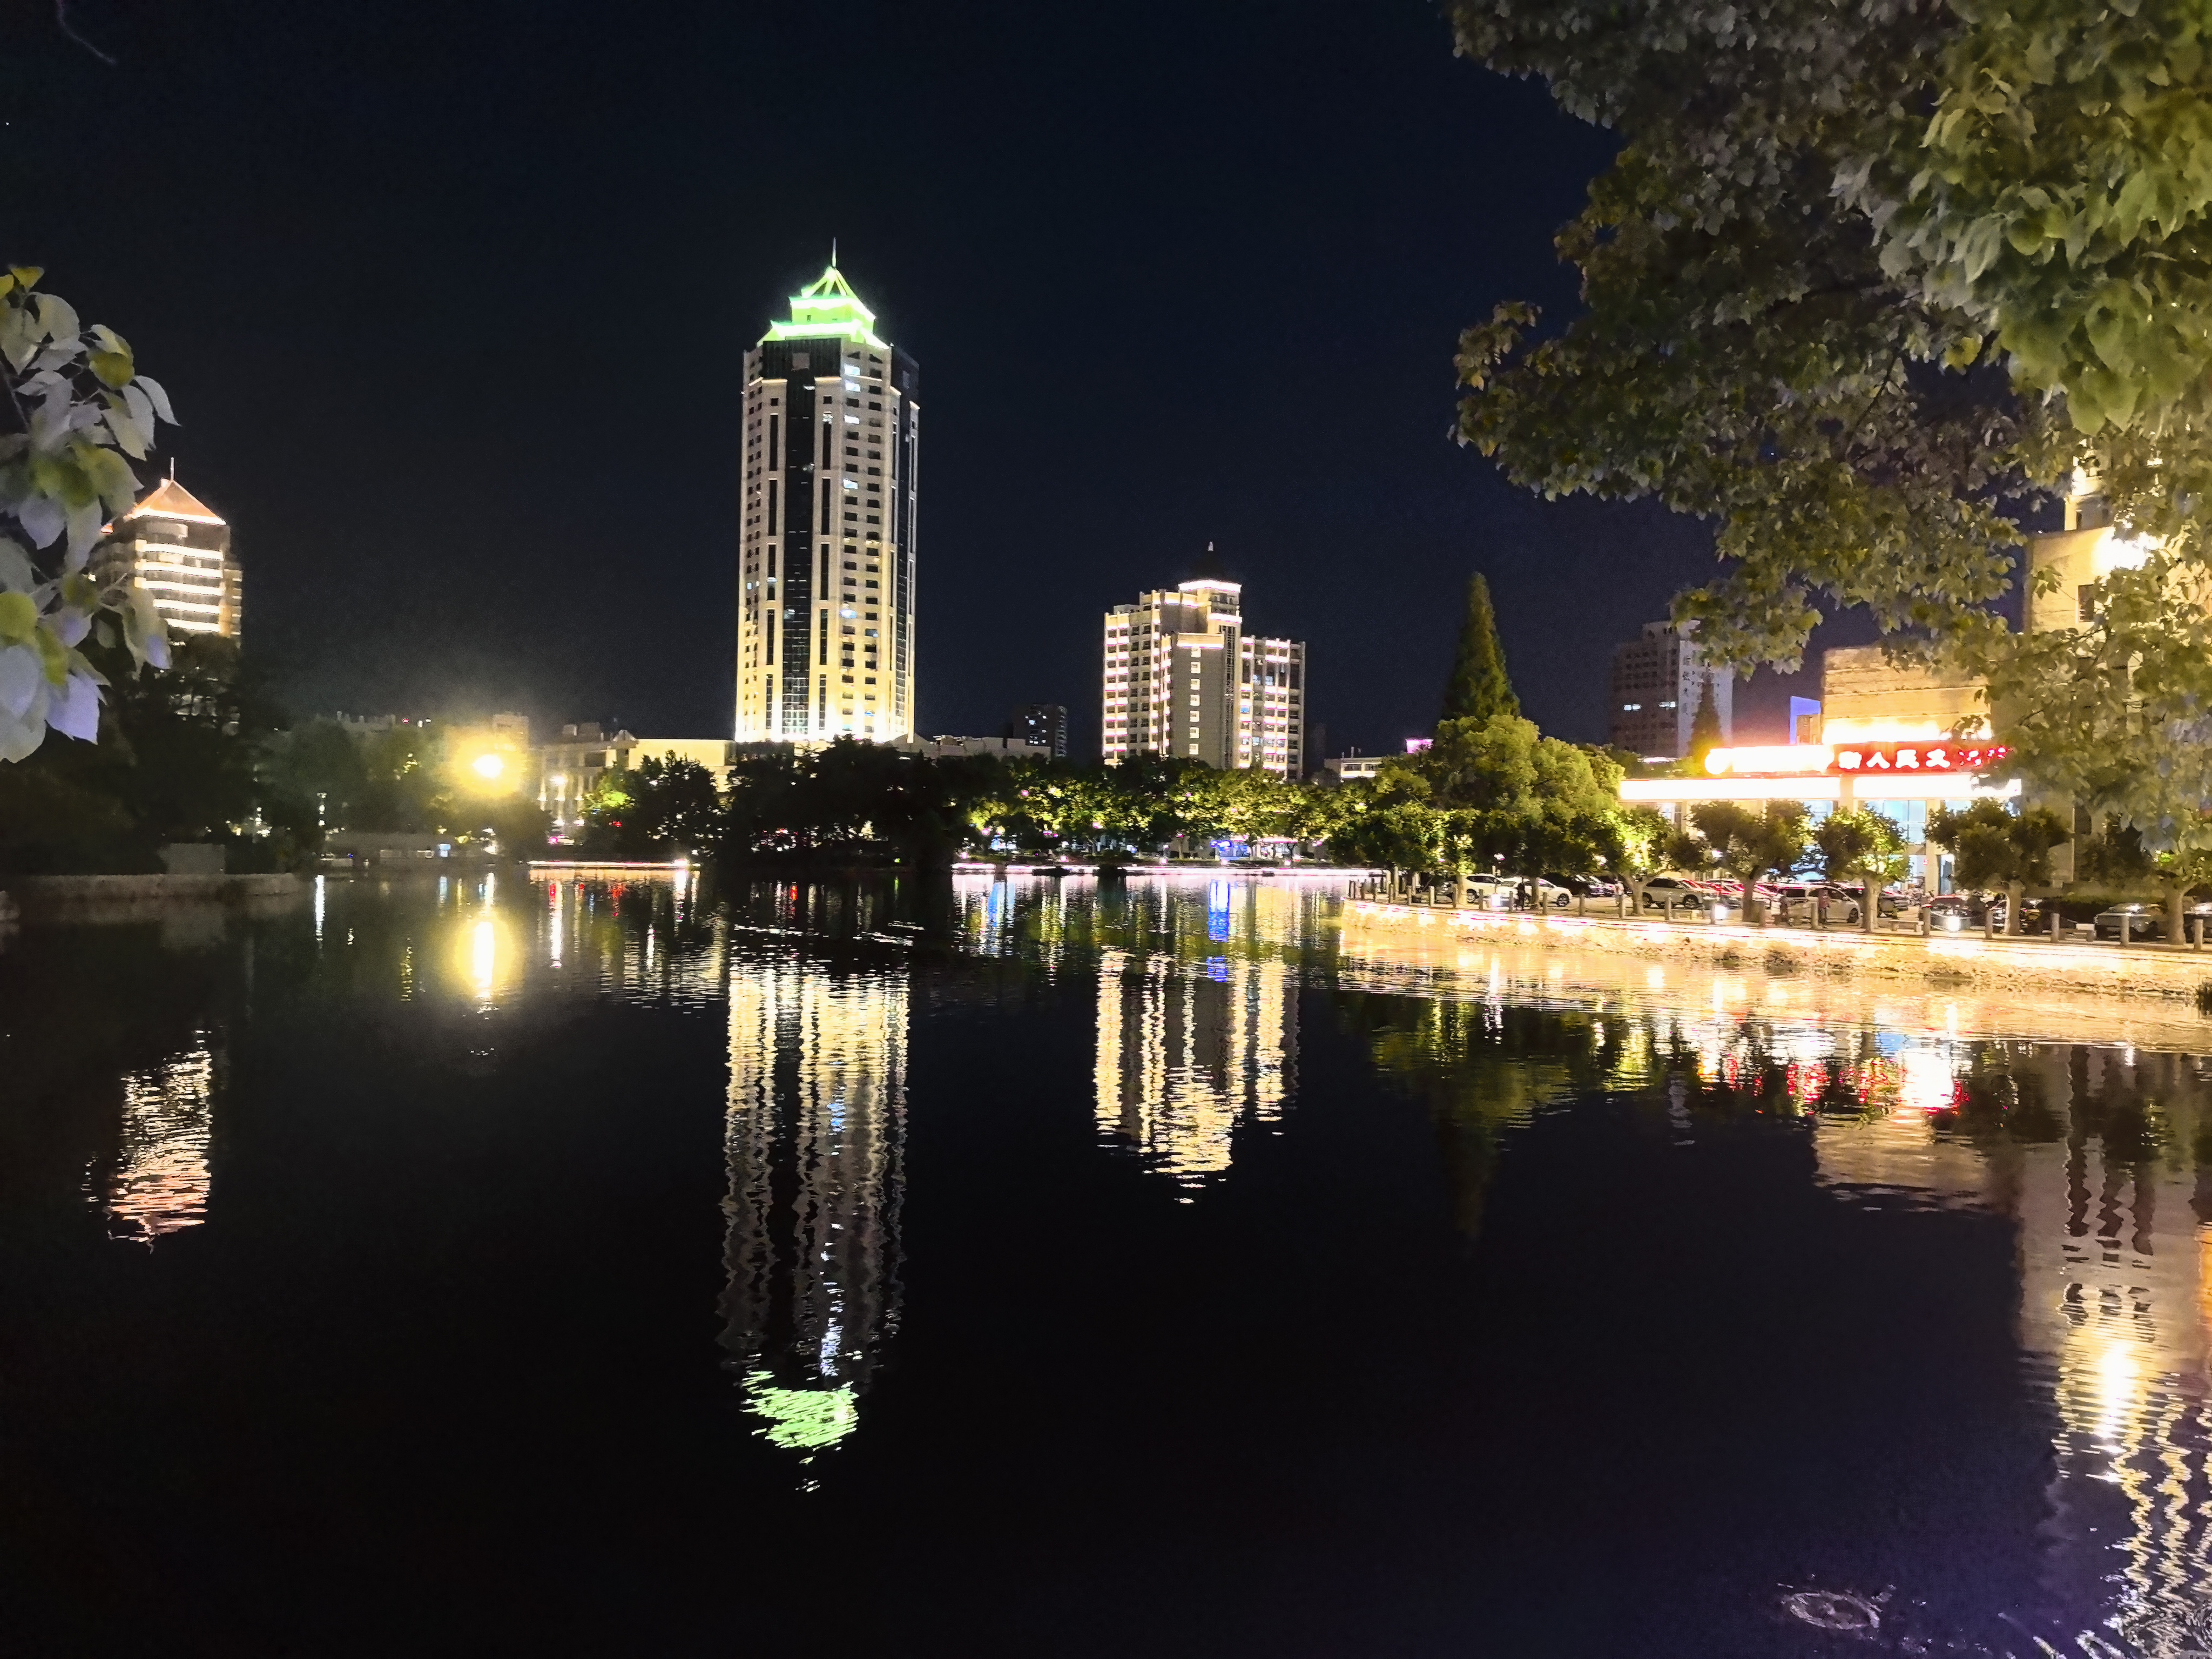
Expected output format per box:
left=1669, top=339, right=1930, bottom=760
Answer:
left=2093, top=901, right=2212, bottom=942
left=1513, top=878, right=1575, bottom=909
left=1639, top=876, right=1719, bottom=911
left=1925, top=894, right=1980, bottom=932
left=1547, top=873, right=1621, bottom=899
left=1983, top=895, right=2046, bottom=932
left=1772, top=882, right=1862, bottom=925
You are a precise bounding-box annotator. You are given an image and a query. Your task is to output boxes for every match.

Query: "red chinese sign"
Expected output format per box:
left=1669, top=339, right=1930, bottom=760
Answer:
left=1829, top=742, right=2008, bottom=775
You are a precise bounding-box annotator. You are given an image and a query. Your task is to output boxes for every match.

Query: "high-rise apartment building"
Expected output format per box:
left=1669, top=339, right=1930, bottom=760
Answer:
left=734, top=260, right=919, bottom=744
left=1006, top=702, right=1068, bottom=759
left=1101, top=576, right=1305, bottom=778
left=1609, top=621, right=1729, bottom=759
left=96, top=476, right=243, bottom=642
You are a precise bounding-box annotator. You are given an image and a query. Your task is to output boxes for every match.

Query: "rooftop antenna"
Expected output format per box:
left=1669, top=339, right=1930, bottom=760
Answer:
left=831, top=236, right=839, bottom=268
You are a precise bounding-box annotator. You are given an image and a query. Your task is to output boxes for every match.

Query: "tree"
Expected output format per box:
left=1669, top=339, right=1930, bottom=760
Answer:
left=1810, top=808, right=1909, bottom=933
left=1449, top=2, right=2212, bottom=865
left=1685, top=675, right=1723, bottom=767
left=1, top=269, right=176, bottom=760
left=0, top=634, right=289, bottom=871
left=1408, top=713, right=1620, bottom=888
left=1688, top=801, right=1809, bottom=923
left=1928, top=800, right=2074, bottom=934
left=628, top=754, right=722, bottom=853
left=1438, top=572, right=1519, bottom=726
left=1604, top=802, right=1697, bottom=914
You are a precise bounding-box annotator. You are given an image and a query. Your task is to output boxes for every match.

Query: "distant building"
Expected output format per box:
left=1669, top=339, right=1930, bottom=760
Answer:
left=915, top=734, right=1050, bottom=761
left=1101, top=574, right=1306, bottom=778
left=736, top=259, right=919, bottom=746
left=1819, top=649, right=1986, bottom=746
left=97, top=476, right=243, bottom=642
left=1790, top=696, right=1823, bottom=744
left=1609, top=622, right=1730, bottom=760
left=1006, top=703, right=1068, bottom=759
left=535, top=729, right=734, bottom=835
left=1324, top=754, right=1384, bottom=783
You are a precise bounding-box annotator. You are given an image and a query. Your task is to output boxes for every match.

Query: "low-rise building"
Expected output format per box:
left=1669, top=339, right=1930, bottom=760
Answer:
left=534, top=725, right=734, bottom=836
left=915, top=734, right=1051, bottom=760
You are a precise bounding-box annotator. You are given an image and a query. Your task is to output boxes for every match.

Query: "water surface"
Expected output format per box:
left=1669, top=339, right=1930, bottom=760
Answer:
left=3, top=870, right=2210, bottom=1656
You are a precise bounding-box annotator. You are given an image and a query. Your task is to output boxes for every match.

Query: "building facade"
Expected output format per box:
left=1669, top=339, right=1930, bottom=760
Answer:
left=533, top=725, right=736, bottom=838
left=1609, top=622, right=1729, bottom=760
left=1006, top=703, right=1068, bottom=759
left=97, top=477, right=243, bottom=642
left=735, top=260, right=919, bottom=746
left=1101, top=578, right=1306, bottom=778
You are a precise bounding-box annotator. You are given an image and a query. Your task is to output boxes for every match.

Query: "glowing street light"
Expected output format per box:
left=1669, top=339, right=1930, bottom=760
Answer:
left=471, top=752, right=506, bottom=781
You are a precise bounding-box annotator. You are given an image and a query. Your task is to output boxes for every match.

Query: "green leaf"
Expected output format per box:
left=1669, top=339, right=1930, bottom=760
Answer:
left=0, top=591, right=35, bottom=644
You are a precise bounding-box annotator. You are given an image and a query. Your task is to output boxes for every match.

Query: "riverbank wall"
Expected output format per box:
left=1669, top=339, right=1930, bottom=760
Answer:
left=1339, top=900, right=2212, bottom=1051
left=4, top=872, right=304, bottom=923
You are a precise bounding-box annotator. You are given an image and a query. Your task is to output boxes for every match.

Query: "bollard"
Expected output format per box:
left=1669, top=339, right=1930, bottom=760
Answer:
left=2119, top=914, right=2130, bottom=949
left=2051, top=911, right=2061, bottom=943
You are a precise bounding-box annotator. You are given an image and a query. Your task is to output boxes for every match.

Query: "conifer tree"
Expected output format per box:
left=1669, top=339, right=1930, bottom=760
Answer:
left=1439, top=574, right=1519, bottom=726
left=1687, top=675, right=1723, bottom=763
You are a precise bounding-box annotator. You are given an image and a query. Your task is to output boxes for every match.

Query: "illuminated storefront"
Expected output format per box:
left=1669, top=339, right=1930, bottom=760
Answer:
left=1622, top=743, right=2019, bottom=891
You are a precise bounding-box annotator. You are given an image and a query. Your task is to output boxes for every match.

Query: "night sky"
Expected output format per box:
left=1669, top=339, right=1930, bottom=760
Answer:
left=4, top=0, right=1830, bottom=754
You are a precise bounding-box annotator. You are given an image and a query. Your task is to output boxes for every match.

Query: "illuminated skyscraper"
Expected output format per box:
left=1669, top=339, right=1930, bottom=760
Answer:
left=1101, top=575, right=1305, bottom=777
left=721, top=954, right=908, bottom=1455
left=97, top=476, right=244, bottom=641
left=734, top=260, right=920, bottom=744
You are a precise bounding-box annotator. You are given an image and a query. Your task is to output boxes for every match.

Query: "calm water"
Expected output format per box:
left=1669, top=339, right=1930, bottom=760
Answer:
left=4, top=871, right=2212, bottom=1656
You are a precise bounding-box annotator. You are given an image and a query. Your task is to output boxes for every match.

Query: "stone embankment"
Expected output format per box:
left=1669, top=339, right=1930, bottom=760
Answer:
left=4, top=872, right=303, bottom=922
left=1338, top=900, right=2212, bottom=1050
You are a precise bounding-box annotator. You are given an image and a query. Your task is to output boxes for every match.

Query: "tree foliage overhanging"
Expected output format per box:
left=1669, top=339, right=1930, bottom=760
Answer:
left=1449, top=0, right=2212, bottom=849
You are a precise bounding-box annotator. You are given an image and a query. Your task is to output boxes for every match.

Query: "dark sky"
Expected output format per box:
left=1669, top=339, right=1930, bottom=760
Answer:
left=3, top=0, right=1829, bottom=754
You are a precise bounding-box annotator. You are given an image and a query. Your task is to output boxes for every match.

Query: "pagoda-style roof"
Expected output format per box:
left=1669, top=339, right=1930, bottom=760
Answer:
left=761, top=261, right=888, bottom=352
left=123, top=477, right=226, bottom=525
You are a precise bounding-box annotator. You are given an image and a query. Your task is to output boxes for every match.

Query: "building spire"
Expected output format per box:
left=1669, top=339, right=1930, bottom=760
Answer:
left=831, top=236, right=839, bottom=269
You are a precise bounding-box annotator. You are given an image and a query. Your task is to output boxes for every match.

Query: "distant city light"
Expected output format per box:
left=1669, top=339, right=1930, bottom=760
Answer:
left=471, top=752, right=505, bottom=780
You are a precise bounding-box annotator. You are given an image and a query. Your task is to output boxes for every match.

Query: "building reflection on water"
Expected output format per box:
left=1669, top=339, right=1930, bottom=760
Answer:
left=721, top=952, right=907, bottom=1456
left=91, top=1033, right=218, bottom=1243
left=1669, top=1021, right=2212, bottom=1652
left=1094, top=948, right=1294, bottom=1187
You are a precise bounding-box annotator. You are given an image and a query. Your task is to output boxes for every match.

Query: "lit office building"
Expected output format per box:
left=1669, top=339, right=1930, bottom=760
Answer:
left=1608, top=621, right=1728, bottom=760
left=97, top=476, right=243, bottom=641
left=734, top=259, right=919, bottom=745
left=721, top=955, right=908, bottom=1455
left=1101, top=576, right=1306, bottom=777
